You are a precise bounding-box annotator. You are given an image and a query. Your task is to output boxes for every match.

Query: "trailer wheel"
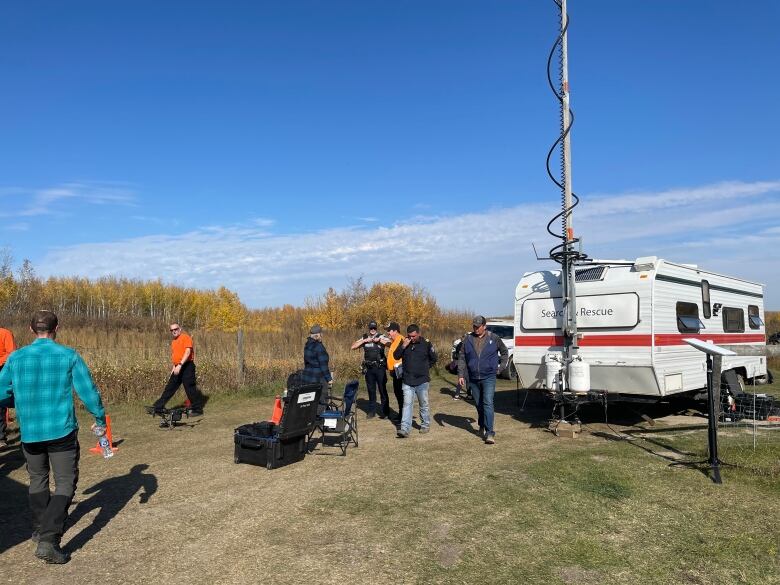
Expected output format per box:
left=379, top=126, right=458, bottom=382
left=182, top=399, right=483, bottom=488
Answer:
left=501, top=361, right=518, bottom=380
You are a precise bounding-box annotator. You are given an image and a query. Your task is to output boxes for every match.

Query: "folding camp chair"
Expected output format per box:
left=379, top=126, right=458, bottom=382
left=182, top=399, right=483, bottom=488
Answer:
left=309, top=379, right=359, bottom=456
left=234, top=382, right=323, bottom=469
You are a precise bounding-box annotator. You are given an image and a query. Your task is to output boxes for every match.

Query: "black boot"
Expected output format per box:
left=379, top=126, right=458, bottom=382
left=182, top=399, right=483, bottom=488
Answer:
left=35, top=540, right=70, bottom=564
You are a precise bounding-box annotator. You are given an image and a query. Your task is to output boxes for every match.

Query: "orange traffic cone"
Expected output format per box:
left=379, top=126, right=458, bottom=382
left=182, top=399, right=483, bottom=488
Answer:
left=270, top=396, right=283, bottom=424
left=90, top=415, right=118, bottom=455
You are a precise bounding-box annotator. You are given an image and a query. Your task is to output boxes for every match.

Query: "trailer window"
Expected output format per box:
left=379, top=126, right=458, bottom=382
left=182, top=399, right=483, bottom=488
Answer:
left=676, top=302, right=704, bottom=333
left=748, top=305, right=763, bottom=330
left=722, top=307, right=745, bottom=333
left=701, top=280, right=711, bottom=319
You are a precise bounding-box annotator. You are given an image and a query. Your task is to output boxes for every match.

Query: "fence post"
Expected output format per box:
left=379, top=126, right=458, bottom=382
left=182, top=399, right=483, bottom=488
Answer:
left=237, top=328, right=245, bottom=386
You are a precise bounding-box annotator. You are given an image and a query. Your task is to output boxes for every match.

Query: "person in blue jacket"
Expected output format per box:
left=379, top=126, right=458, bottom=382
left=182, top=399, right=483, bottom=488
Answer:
left=457, top=316, right=508, bottom=444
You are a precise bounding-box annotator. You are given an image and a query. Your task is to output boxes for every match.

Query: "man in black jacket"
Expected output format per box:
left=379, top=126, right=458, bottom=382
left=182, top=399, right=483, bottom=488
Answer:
left=392, top=324, right=437, bottom=437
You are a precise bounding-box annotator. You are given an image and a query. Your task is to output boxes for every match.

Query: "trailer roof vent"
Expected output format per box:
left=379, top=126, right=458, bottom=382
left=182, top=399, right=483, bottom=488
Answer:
left=633, top=256, right=658, bottom=271
left=575, top=266, right=607, bottom=282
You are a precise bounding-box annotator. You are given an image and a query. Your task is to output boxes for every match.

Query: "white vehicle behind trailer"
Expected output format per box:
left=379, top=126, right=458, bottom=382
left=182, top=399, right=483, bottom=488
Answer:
left=486, top=320, right=517, bottom=380
left=513, top=256, right=767, bottom=399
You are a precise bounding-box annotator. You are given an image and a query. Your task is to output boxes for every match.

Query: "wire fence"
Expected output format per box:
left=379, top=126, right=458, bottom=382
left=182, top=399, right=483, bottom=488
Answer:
left=52, top=328, right=455, bottom=403
left=717, top=378, right=780, bottom=481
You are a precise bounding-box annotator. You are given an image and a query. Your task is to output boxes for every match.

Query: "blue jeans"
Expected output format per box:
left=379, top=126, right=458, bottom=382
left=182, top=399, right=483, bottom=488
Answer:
left=401, top=382, right=430, bottom=433
left=469, top=376, right=496, bottom=436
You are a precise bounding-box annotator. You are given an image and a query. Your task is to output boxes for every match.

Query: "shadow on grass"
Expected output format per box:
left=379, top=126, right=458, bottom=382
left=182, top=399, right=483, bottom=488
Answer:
left=65, top=463, right=157, bottom=554
left=0, top=434, right=31, bottom=554
left=436, top=374, right=553, bottom=430
left=433, top=412, right=480, bottom=436
left=590, top=422, right=721, bottom=481
left=437, top=371, right=731, bottom=482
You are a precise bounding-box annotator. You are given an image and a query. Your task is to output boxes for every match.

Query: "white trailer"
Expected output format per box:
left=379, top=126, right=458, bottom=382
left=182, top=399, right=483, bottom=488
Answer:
left=513, top=256, right=768, bottom=399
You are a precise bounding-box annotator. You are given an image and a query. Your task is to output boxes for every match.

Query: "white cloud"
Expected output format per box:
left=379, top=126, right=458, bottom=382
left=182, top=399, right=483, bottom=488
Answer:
left=5, top=222, right=30, bottom=232
left=131, top=215, right=167, bottom=225
left=584, top=180, right=780, bottom=214
left=0, top=181, right=136, bottom=219
left=36, top=179, right=780, bottom=312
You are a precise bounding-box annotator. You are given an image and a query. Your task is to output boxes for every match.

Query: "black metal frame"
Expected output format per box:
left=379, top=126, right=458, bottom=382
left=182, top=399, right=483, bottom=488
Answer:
left=145, top=406, right=194, bottom=429
left=309, top=391, right=359, bottom=456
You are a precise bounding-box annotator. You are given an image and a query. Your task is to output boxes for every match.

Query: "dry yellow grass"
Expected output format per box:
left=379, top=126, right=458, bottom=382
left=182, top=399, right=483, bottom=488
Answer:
left=1, top=323, right=462, bottom=403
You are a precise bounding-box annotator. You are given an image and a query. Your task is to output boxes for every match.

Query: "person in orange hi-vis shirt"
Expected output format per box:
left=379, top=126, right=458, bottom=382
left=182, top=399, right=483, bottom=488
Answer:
left=383, top=322, right=405, bottom=425
left=149, top=322, right=206, bottom=420
left=0, top=325, right=16, bottom=447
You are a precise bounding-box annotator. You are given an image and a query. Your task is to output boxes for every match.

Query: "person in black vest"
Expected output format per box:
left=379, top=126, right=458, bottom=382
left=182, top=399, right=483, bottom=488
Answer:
left=350, top=321, right=389, bottom=418
left=457, top=315, right=508, bottom=444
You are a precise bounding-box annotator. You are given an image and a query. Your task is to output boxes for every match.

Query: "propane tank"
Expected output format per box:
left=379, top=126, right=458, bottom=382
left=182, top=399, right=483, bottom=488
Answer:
left=568, top=357, right=591, bottom=394
left=544, top=353, right=562, bottom=390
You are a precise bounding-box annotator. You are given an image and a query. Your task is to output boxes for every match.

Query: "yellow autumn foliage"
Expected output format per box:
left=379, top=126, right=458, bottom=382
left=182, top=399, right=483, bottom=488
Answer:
left=0, top=259, right=471, bottom=334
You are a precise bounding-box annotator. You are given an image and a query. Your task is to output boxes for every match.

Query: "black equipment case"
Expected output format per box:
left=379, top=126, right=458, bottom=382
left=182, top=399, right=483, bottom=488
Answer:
left=234, top=383, right=322, bottom=470
left=234, top=425, right=307, bottom=469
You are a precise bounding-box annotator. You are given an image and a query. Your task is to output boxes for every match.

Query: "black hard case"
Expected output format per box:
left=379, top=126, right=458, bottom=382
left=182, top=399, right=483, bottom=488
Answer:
left=233, top=428, right=307, bottom=469
left=233, top=382, right=322, bottom=470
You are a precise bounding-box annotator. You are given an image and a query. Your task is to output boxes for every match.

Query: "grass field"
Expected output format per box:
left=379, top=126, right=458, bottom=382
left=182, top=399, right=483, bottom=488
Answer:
left=1, top=375, right=779, bottom=584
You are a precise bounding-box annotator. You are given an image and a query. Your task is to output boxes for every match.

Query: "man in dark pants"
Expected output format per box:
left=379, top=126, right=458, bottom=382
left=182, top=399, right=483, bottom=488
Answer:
left=383, top=322, right=405, bottom=423
left=0, top=310, right=107, bottom=564
left=393, top=324, right=437, bottom=437
left=151, top=322, right=206, bottom=423
left=351, top=321, right=389, bottom=418
left=0, top=324, right=16, bottom=447
left=458, top=315, right=508, bottom=445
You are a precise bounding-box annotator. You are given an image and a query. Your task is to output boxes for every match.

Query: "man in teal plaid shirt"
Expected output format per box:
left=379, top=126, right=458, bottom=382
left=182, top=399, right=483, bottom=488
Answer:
left=0, top=310, right=107, bottom=564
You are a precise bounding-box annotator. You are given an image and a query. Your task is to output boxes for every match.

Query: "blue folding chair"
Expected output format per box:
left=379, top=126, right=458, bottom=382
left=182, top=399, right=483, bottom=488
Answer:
left=309, top=380, right=359, bottom=456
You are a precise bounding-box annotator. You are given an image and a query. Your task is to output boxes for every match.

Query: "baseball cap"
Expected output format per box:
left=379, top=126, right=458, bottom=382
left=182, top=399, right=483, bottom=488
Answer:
left=368, top=321, right=378, bottom=329
left=472, top=315, right=487, bottom=326
left=386, top=321, right=400, bottom=332
left=309, top=324, right=322, bottom=334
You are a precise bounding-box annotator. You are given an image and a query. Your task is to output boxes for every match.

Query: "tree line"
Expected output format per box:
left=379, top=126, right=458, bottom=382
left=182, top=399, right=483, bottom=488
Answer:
left=0, top=251, right=471, bottom=333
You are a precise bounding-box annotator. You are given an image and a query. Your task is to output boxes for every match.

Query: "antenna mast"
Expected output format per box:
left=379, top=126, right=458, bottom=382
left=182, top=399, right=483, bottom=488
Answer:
left=558, top=0, right=579, bottom=373
left=545, top=0, right=587, bottom=402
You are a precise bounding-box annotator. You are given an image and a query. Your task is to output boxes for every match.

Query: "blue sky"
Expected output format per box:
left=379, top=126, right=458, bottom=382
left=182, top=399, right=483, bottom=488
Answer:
left=1, top=1, right=779, bottom=312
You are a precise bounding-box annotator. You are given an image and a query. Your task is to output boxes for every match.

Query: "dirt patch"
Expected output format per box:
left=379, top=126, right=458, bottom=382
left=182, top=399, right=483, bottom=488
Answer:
left=437, top=543, right=463, bottom=568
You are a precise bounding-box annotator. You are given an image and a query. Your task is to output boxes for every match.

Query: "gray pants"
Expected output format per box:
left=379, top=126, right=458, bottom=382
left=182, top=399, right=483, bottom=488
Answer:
left=22, top=430, right=80, bottom=544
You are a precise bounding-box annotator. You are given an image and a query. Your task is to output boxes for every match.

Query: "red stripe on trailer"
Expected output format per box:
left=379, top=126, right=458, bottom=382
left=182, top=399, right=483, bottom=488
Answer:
left=515, top=333, right=765, bottom=348
left=515, top=334, right=651, bottom=347
left=579, top=334, right=651, bottom=346
left=654, top=333, right=765, bottom=346
left=515, top=335, right=564, bottom=347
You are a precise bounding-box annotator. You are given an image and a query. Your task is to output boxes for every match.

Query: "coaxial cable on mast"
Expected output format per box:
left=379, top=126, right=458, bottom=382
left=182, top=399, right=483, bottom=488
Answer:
left=545, top=0, right=588, bottom=411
